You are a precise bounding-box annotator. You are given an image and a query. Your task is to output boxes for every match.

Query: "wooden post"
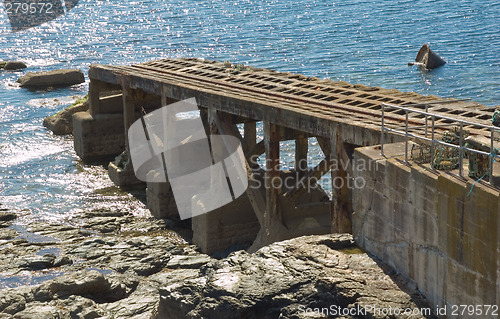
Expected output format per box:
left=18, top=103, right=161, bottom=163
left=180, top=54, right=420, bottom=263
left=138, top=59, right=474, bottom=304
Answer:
left=295, top=135, right=308, bottom=177
left=243, top=122, right=257, bottom=155
left=330, top=124, right=352, bottom=233
left=264, top=121, right=282, bottom=234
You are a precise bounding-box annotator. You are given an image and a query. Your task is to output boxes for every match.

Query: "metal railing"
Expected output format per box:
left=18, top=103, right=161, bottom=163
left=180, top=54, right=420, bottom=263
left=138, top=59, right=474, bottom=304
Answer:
left=380, top=102, right=500, bottom=183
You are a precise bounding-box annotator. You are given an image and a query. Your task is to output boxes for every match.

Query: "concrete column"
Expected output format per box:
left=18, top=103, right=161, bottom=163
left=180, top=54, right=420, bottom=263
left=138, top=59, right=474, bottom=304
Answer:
left=330, top=123, right=352, bottom=233
left=146, top=85, right=178, bottom=218
left=122, top=87, right=136, bottom=149
left=88, top=79, right=105, bottom=115
left=192, top=110, right=260, bottom=254
left=107, top=85, right=144, bottom=188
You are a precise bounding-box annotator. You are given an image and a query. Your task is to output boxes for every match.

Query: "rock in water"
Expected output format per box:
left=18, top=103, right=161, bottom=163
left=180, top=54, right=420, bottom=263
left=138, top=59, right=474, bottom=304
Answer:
left=409, top=44, right=446, bottom=70
left=17, top=69, right=85, bottom=88
left=0, top=211, right=17, bottom=222
left=1, top=61, right=27, bottom=70
left=43, top=96, right=89, bottom=135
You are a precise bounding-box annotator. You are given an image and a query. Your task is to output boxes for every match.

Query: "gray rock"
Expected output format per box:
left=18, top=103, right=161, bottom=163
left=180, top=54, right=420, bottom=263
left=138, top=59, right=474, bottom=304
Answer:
left=16, top=69, right=85, bottom=88
left=18, top=254, right=56, bottom=270
left=0, top=293, right=26, bottom=314
left=46, top=270, right=119, bottom=301
left=0, top=228, right=18, bottom=240
left=166, top=254, right=213, bottom=269
left=156, top=234, right=436, bottom=319
left=43, top=97, right=89, bottom=135
left=0, top=211, right=17, bottom=222
left=2, top=61, right=27, bottom=70
left=53, top=256, right=73, bottom=267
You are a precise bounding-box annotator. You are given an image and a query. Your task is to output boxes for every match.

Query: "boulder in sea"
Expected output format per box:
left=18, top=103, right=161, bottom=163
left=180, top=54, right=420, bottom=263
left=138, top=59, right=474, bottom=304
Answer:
left=17, top=69, right=85, bottom=88
left=0, top=61, right=27, bottom=70
left=43, top=95, right=89, bottom=135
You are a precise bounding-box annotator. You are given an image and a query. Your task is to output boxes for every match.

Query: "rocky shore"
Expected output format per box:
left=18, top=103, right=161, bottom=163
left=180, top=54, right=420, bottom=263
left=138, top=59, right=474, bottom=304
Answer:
left=0, top=202, right=436, bottom=318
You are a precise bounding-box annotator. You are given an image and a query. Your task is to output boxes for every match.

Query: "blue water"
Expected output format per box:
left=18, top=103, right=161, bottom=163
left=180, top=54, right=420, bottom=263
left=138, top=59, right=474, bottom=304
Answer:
left=0, top=0, right=498, bottom=221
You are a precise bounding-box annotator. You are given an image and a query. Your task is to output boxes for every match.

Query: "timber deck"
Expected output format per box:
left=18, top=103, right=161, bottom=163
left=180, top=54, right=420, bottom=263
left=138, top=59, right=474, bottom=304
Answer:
left=89, top=57, right=494, bottom=142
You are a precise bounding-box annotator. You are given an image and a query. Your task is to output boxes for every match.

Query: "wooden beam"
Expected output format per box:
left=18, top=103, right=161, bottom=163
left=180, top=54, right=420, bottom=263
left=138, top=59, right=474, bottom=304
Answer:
left=283, top=155, right=332, bottom=199
left=243, top=121, right=256, bottom=155
left=295, top=135, right=308, bottom=176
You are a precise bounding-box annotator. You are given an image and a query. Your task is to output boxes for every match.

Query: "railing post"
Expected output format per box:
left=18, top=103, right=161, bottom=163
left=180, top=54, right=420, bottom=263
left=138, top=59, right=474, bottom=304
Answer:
left=405, top=109, right=409, bottom=163
left=490, top=127, right=495, bottom=182
left=381, top=103, right=385, bottom=157
left=459, top=121, right=464, bottom=177
left=425, top=104, right=428, bottom=138
left=431, top=115, right=435, bottom=170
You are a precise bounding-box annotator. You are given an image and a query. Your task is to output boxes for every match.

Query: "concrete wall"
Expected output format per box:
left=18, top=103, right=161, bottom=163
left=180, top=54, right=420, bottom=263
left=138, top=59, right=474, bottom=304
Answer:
left=353, top=142, right=499, bottom=316
left=73, top=112, right=125, bottom=163
left=192, top=194, right=260, bottom=254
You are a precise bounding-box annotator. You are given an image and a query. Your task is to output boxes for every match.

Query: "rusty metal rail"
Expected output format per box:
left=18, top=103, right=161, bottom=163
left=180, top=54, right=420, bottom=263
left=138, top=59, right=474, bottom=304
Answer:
left=381, top=102, right=500, bottom=183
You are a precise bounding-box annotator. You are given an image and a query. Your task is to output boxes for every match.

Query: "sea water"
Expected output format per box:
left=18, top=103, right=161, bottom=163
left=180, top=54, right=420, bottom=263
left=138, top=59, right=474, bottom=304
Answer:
left=0, top=0, right=498, bottom=221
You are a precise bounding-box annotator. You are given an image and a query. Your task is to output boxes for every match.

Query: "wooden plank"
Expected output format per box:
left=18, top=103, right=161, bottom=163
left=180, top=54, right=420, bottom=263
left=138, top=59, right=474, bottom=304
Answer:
left=122, top=88, right=135, bottom=148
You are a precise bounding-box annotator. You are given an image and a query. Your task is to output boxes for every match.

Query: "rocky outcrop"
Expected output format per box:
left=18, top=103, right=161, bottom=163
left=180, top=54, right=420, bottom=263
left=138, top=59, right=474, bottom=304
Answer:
left=0, top=61, right=27, bottom=70
left=16, top=69, right=85, bottom=88
left=156, top=234, right=436, bottom=319
left=0, top=207, right=435, bottom=318
left=43, top=96, right=89, bottom=135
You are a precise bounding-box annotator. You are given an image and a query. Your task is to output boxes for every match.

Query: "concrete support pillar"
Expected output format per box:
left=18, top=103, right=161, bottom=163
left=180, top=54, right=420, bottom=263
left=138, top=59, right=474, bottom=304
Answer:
left=88, top=79, right=105, bottom=115
left=146, top=85, right=178, bottom=218
left=108, top=85, right=144, bottom=188
left=123, top=87, right=136, bottom=148
left=192, top=110, right=259, bottom=254
left=330, top=124, right=352, bottom=233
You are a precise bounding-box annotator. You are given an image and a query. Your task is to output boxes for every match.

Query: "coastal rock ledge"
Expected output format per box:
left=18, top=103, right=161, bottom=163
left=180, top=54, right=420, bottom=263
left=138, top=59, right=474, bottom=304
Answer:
left=0, top=227, right=435, bottom=318
left=156, top=234, right=435, bottom=319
